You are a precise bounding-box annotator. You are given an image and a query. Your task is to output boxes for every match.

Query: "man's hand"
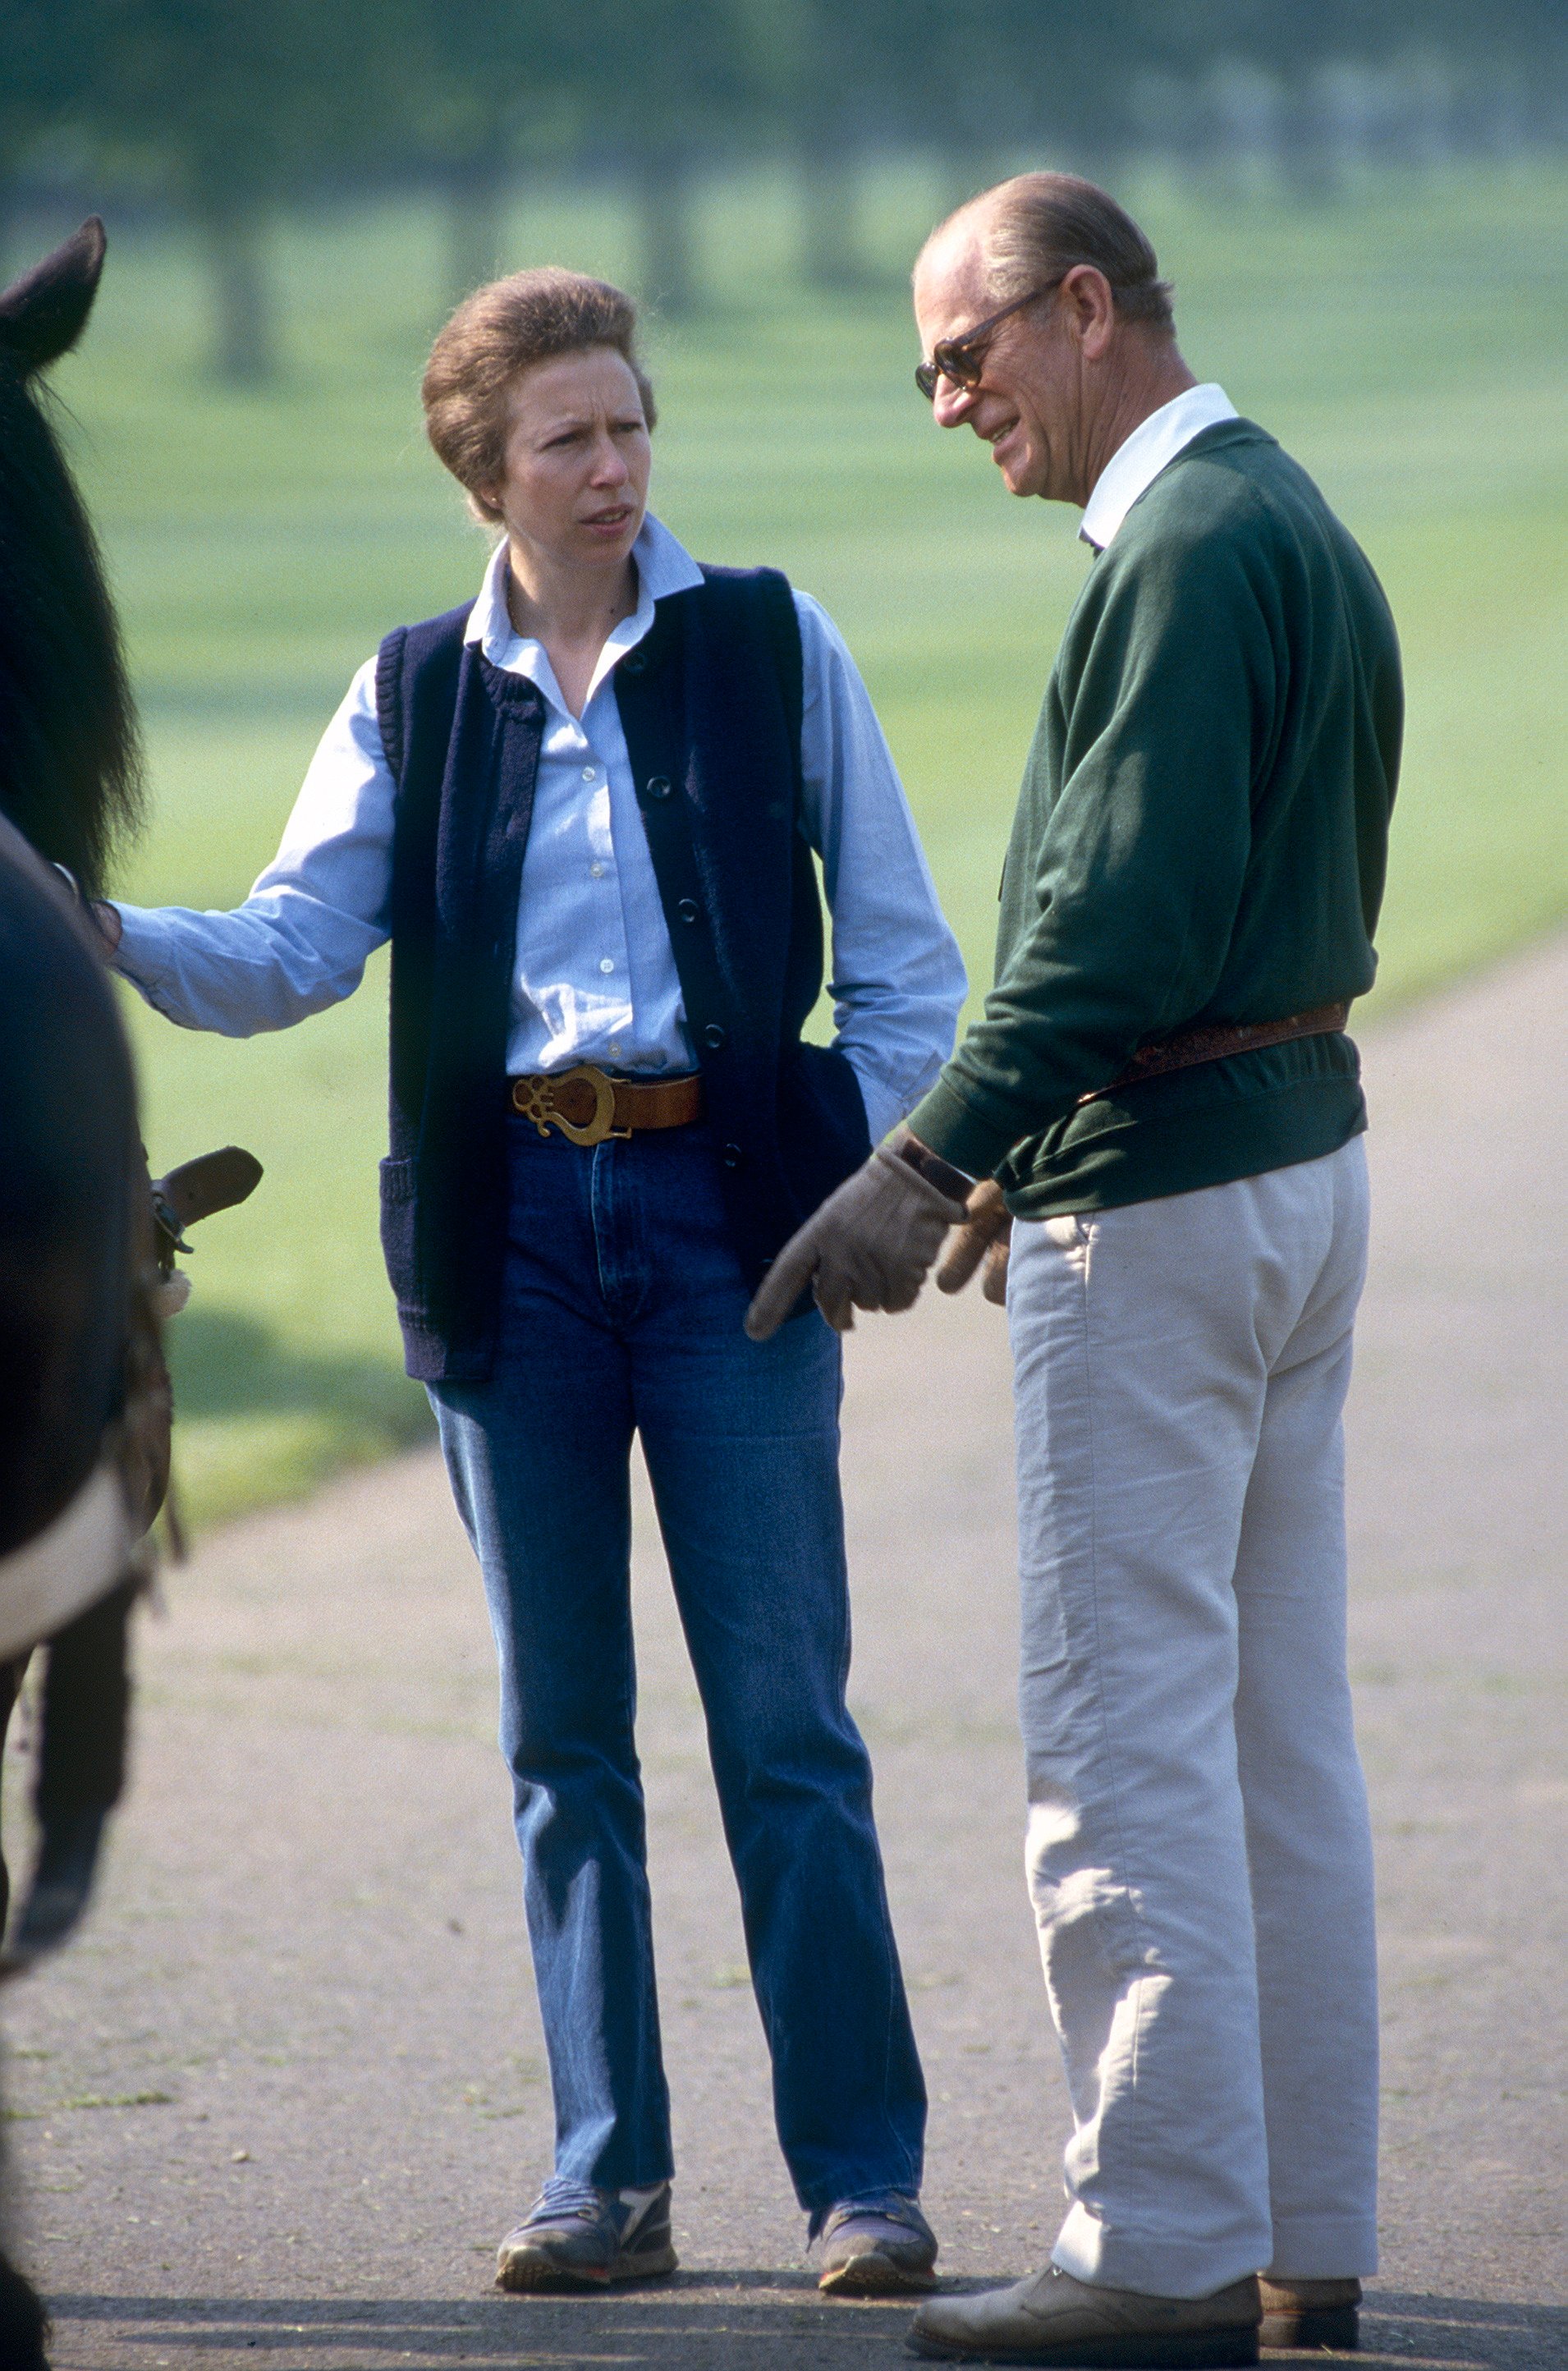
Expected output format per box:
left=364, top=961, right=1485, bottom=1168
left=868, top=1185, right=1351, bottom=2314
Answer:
left=744, top=1142, right=967, bottom=1342
left=936, top=1178, right=1012, bottom=1305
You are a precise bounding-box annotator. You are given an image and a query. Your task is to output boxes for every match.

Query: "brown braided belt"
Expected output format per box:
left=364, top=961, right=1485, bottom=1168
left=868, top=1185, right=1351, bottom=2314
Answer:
left=1080, top=1002, right=1350, bottom=1106
left=509, top=1063, right=704, bottom=1146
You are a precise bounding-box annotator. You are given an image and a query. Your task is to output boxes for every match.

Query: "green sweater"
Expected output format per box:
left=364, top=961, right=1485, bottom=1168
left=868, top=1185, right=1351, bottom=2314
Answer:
left=909, top=418, right=1403, bottom=1214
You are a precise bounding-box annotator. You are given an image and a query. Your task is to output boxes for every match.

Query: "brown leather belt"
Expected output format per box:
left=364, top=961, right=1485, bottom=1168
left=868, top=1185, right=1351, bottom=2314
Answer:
left=509, top=1063, right=704, bottom=1146
left=1080, top=1002, right=1350, bottom=1104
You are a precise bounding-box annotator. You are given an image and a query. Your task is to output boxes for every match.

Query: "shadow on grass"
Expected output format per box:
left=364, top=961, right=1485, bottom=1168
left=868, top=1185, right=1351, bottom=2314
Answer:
left=41, top=2286, right=1568, bottom=2368
left=166, top=1308, right=429, bottom=1436
left=162, top=1309, right=434, bottom=1529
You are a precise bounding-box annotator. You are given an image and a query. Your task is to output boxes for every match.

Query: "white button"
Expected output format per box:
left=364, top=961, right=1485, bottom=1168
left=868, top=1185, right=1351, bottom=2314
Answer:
left=581, top=765, right=596, bottom=782
left=599, top=957, right=614, bottom=974
left=589, top=862, right=605, bottom=879
left=607, top=1039, right=621, bottom=1055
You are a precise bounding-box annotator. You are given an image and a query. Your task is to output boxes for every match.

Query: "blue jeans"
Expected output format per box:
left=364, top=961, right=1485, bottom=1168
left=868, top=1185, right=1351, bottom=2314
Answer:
left=430, top=1114, right=925, bottom=2214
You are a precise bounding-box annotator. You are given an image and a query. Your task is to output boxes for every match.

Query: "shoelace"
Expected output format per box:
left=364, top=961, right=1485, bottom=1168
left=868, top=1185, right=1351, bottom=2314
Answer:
left=818, top=2190, right=927, bottom=2241
left=532, top=2174, right=608, bottom=2224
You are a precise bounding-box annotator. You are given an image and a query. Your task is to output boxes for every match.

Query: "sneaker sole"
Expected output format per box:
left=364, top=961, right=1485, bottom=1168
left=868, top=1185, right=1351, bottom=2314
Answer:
left=1260, top=2305, right=1358, bottom=2352
left=820, top=2252, right=940, bottom=2297
left=906, top=2325, right=1259, bottom=2367
left=497, top=2242, right=678, bottom=2295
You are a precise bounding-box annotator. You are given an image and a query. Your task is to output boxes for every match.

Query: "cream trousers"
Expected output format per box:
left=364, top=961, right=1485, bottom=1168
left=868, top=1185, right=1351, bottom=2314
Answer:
left=1007, top=1137, right=1378, bottom=2298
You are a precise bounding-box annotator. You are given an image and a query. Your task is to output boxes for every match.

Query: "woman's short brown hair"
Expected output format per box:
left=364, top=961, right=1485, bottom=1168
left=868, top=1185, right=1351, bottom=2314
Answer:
left=422, top=267, right=657, bottom=524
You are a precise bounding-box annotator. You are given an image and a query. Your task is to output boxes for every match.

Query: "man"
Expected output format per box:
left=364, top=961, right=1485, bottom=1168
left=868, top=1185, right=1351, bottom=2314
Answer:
left=748, top=173, right=1401, bottom=2367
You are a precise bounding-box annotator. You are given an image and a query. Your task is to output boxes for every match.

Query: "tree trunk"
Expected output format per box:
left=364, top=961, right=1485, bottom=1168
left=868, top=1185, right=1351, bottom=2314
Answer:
left=941, top=147, right=997, bottom=222
left=197, top=199, right=275, bottom=386
left=800, top=138, right=865, bottom=291
left=0, top=172, right=17, bottom=287
left=633, top=152, right=696, bottom=316
left=445, top=160, right=508, bottom=305
left=1275, top=79, right=1338, bottom=204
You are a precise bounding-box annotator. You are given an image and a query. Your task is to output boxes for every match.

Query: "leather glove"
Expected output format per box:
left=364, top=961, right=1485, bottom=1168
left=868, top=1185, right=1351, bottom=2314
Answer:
left=936, top=1177, right=1012, bottom=1305
left=744, top=1143, right=967, bottom=1341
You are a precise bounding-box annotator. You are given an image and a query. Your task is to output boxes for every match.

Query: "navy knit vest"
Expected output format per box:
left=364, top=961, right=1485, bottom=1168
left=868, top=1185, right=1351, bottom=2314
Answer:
left=373, top=563, right=871, bottom=1382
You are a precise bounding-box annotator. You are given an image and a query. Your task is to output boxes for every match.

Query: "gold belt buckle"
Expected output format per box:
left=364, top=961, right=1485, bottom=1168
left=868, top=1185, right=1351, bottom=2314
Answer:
left=512, top=1064, right=629, bottom=1147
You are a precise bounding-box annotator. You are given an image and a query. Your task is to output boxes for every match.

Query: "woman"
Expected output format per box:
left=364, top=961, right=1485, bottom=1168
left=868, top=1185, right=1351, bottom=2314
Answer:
left=101, top=269, right=966, bottom=2295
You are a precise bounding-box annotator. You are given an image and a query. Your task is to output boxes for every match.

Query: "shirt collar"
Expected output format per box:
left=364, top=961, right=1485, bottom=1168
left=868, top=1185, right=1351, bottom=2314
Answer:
left=1079, top=383, right=1239, bottom=553
left=464, top=511, right=705, bottom=708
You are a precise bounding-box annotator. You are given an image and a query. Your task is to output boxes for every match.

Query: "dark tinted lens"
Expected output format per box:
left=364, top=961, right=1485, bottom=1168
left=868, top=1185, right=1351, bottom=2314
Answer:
left=916, top=341, right=979, bottom=401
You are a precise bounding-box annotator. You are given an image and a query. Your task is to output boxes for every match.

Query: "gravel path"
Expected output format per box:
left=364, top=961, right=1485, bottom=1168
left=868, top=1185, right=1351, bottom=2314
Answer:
left=4, top=940, right=1565, bottom=2370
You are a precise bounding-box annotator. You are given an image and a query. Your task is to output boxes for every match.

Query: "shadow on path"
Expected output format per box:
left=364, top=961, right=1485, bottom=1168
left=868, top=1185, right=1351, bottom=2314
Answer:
left=1358, top=2293, right=1568, bottom=2370
left=42, top=2285, right=1568, bottom=2370
left=46, top=2277, right=910, bottom=2369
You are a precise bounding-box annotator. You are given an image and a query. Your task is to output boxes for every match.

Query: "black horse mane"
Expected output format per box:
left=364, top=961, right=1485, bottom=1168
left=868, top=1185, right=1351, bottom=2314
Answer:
left=0, top=220, right=141, bottom=898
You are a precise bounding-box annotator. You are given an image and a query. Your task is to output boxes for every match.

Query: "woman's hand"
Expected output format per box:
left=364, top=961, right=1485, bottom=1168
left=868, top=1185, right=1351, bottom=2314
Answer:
left=48, top=863, right=121, bottom=956
left=936, top=1177, right=1011, bottom=1305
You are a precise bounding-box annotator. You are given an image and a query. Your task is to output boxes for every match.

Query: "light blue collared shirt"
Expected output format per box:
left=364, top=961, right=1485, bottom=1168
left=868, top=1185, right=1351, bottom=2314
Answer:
left=112, top=516, right=966, bottom=1146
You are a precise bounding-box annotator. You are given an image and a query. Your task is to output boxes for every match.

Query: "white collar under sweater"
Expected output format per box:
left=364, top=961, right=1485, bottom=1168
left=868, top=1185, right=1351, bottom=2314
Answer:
left=1079, top=383, right=1239, bottom=553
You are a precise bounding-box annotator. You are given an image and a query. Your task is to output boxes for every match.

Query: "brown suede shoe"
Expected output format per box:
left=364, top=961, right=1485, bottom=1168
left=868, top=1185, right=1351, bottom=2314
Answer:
left=1259, top=2277, right=1360, bottom=2351
left=908, top=2263, right=1261, bottom=2365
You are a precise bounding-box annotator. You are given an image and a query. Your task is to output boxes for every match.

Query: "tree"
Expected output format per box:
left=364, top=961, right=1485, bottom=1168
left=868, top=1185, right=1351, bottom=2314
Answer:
left=572, top=0, right=764, bottom=316
left=0, top=1, right=98, bottom=271
left=754, top=1, right=887, bottom=291
left=398, top=0, right=582, bottom=306
left=87, top=0, right=385, bottom=383
left=754, top=0, right=1034, bottom=291
left=767, top=0, right=1171, bottom=282
left=1122, top=0, right=1568, bottom=184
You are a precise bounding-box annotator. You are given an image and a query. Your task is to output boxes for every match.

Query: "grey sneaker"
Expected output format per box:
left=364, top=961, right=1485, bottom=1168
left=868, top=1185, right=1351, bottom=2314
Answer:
left=817, top=2191, right=939, bottom=2295
left=1259, top=2277, right=1360, bottom=2351
left=495, top=2176, right=677, bottom=2293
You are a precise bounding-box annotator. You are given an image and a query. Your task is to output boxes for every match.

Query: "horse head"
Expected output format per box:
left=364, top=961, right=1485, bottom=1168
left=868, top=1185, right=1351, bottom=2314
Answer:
left=0, top=227, right=148, bottom=1997
left=0, top=216, right=140, bottom=900
left=0, top=215, right=108, bottom=376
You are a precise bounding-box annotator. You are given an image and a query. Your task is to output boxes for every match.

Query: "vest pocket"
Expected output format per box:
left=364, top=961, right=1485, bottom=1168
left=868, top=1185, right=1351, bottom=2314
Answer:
left=377, top=1157, right=421, bottom=1314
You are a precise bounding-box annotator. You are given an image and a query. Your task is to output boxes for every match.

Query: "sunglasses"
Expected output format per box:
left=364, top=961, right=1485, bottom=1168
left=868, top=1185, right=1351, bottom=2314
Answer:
left=915, top=280, right=1062, bottom=401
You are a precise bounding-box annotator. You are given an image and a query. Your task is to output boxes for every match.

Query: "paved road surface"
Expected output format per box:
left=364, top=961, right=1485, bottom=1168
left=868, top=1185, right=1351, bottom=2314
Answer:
left=4, top=941, right=1565, bottom=2369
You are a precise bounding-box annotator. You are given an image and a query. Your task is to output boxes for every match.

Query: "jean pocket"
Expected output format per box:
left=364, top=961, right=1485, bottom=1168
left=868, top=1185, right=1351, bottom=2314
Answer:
left=378, top=1156, right=421, bottom=1314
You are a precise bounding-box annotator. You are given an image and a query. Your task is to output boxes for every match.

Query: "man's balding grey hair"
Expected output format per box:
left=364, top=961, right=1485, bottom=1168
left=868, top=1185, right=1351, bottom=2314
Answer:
left=967, top=172, right=1175, bottom=334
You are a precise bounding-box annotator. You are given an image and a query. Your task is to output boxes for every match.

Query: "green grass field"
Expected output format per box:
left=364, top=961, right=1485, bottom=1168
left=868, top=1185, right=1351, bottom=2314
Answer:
left=53, top=160, right=1568, bottom=1526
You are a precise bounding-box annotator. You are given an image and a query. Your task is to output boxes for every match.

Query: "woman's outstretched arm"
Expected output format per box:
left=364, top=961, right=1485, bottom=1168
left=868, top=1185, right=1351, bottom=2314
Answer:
left=107, top=661, right=393, bottom=1035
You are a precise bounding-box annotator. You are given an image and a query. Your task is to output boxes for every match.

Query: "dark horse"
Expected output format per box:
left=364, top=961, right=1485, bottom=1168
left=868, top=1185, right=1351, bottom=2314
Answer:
left=0, top=213, right=150, bottom=2371
left=0, top=218, right=259, bottom=2369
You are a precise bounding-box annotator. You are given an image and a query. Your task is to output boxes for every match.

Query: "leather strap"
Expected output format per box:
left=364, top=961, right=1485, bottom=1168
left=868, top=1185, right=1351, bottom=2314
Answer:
left=509, top=1066, right=703, bottom=1144
left=892, top=1128, right=974, bottom=1201
left=1082, top=1002, right=1350, bottom=1104
left=604, top=1074, right=704, bottom=1130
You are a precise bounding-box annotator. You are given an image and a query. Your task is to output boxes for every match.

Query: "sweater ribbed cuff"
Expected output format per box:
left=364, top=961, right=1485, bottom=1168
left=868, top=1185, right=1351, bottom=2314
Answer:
left=905, top=1075, right=1026, bottom=1181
